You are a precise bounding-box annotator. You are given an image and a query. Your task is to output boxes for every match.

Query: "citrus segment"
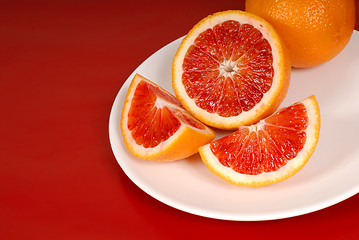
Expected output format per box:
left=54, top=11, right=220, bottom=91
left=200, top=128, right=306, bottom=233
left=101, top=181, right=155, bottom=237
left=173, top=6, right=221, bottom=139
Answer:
left=245, top=0, right=356, bottom=68
left=198, top=96, right=320, bottom=186
left=173, top=10, right=290, bottom=130
left=121, top=74, right=216, bottom=161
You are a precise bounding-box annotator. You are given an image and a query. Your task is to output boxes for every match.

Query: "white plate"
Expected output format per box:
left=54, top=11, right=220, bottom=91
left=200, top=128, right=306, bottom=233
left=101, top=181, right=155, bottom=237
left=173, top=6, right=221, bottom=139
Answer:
left=109, top=32, right=359, bottom=221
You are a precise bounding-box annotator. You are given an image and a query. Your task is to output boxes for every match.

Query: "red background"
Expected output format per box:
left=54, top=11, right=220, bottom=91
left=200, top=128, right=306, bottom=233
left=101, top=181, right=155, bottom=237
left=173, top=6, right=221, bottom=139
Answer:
left=1, top=0, right=359, bottom=239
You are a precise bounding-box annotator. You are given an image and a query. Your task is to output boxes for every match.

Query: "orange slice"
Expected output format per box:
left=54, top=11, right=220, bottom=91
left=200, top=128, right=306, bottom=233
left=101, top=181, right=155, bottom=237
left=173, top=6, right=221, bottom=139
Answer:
left=121, top=74, right=216, bottom=161
left=172, top=10, right=291, bottom=130
left=198, top=96, right=320, bottom=187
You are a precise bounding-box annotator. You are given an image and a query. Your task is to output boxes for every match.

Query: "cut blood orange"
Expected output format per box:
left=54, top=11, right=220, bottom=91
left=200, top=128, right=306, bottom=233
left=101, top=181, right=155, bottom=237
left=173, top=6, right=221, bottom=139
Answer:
left=121, top=74, right=216, bottom=161
left=172, top=10, right=291, bottom=130
left=198, top=96, right=320, bottom=187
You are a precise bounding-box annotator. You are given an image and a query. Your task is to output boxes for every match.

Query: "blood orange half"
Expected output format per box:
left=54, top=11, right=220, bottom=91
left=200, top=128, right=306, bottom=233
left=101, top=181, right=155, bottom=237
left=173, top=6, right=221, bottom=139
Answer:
left=121, top=74, right=216, bottom=161
left=198, top=96, right=320, bottom=187
left=172, top=10, right=291, bottom=130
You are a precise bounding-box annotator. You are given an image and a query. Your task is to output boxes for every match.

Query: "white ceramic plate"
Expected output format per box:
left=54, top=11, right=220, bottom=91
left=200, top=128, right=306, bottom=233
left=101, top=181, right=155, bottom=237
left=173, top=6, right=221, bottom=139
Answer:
left=109, top=32, right=359, bottom=221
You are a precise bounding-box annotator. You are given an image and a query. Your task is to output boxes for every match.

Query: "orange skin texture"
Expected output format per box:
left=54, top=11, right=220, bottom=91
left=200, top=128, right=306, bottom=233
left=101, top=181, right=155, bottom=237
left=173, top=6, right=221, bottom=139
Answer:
left=246, top=0, right=356, bottom=68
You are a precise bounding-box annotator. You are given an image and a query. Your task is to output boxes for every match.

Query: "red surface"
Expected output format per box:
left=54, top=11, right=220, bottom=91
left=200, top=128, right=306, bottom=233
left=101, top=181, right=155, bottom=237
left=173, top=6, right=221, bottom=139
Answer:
left=1, top=1, right=359, bottom=239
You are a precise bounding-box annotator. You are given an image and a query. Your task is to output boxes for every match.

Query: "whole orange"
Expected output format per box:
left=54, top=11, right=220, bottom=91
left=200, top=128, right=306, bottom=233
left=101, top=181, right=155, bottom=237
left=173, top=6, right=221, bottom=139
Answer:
left=245, top=0, right=356, bottom=68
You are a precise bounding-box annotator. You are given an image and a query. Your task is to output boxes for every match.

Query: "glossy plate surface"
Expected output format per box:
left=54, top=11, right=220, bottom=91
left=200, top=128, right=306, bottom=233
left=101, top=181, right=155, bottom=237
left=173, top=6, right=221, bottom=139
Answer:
left=109, top=32, right=359, bottom=221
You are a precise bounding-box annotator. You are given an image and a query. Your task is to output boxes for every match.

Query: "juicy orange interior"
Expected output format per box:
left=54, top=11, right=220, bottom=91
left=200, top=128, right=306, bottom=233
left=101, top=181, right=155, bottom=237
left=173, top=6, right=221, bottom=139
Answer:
left=182, top=20, right=274, bottom=117
left=210, top=102, right=308, bottom=175
left=128, top=81, right=205, bottom=148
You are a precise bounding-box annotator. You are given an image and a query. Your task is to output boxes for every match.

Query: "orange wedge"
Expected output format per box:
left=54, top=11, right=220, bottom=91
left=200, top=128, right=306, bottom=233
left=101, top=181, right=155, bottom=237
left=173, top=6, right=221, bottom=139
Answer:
left=199, top=96, right=320, bottom=186
left=121, top=74, right=216, bottom=161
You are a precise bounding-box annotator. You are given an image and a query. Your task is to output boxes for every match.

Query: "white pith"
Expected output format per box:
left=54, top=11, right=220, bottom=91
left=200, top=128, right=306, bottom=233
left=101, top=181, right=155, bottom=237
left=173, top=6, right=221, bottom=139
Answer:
left=173, top=11, right=286, bottom=129
left=218, top=59, right=240, bottom=78
left=154, top=96, right=182, bottom=112
left=199, top=96, right=320, bottom=186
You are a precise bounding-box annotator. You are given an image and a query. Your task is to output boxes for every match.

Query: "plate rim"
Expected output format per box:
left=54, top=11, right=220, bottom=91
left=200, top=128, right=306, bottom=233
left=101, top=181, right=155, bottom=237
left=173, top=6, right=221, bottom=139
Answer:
left=108, top=34, right=359, bottom=221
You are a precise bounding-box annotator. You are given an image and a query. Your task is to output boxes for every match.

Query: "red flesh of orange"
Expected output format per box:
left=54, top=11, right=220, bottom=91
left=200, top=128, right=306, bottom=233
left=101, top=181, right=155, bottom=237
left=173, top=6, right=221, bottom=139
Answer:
left=209, top=102, right=308, bottom=175
left=128, top=80, right=205, bottom=148
left=182, top=20, right=274, bottom=117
